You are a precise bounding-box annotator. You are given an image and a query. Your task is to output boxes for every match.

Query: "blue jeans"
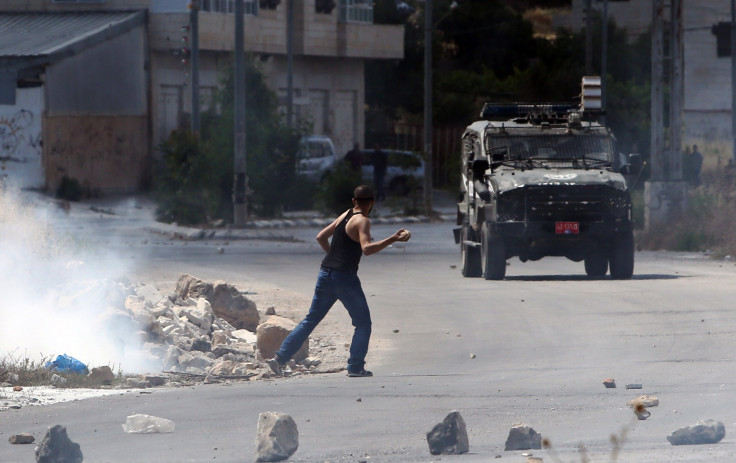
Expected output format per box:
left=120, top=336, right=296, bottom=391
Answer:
left=276, top=267, right=372, bottom=373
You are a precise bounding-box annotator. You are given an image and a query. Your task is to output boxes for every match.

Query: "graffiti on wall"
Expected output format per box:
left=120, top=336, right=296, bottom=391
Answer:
left=0, top=109, right=41, bottom=162
left=0, top=85, right=44, bottom=189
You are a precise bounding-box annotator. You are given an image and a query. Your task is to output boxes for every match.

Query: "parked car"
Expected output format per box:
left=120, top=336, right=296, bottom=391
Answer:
left=360, top=149, right=424, bottom=195
left=296, top=135, right=338, bottom=181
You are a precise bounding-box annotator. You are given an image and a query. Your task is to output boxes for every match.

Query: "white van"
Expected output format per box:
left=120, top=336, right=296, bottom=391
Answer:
left=296, top=135, right=338, bottom=182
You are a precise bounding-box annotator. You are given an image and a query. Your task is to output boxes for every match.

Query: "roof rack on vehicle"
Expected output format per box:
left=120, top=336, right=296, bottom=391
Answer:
left=479, top=103, right=578, bottom=121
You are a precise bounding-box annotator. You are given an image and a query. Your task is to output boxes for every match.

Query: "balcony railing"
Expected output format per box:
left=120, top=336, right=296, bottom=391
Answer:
left=339, top=0, right=373, bottom=23
left=199, top=0, right=258, bottom=15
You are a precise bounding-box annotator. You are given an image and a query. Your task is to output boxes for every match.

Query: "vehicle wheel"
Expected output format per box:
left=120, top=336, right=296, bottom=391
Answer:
left=389, top=177, right=409, bottom=196
left=460, top=225, right=482, bottom=277
left=481, top=222, right=506, bottom=280
left=609, top=231, right=634, bottom=280
left=584, top=253, right=608, bottom=277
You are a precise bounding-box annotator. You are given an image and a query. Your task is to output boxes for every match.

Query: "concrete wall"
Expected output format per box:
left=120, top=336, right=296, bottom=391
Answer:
left=43, top=25, right=150, bottom=193
left=268, top=56, right=364, bottom=156
left=44, top=115, right=150, bottom=193
left=682, top=1, right=733, bottom=160
left=45, top=27, right=147, bottom=115
left=0, top=86, right=43, bottom=189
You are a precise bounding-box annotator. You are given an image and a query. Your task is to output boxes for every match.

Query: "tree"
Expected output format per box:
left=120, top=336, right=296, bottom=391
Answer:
left=156, top=56, right=307, bottom=224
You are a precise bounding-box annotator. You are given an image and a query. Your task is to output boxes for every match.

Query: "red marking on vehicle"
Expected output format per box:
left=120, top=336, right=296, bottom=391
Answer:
left=555, top=221, right=579, bottom=234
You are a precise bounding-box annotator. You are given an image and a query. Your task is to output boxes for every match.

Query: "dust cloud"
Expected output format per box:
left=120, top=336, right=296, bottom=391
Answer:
left=0, top=187, right=159, bottom=373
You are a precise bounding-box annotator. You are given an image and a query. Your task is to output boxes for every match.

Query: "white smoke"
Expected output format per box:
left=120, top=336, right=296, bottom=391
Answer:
left=0, top=187, right=160, bottom=373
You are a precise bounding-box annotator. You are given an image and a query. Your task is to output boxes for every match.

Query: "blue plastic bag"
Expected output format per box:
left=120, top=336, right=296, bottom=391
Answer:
left=45, top=354, right=89, bottom=375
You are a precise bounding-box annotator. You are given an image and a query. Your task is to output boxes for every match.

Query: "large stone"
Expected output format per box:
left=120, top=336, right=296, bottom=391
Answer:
left=87, top=366, right=115, bottom=385
left=256, top=316, right=308, bottom=362
left=426, top=410, right=469, bottom=455
left=255, top=412, right=299, bottom=462
left=667, top=420, right=726, bottom=445
left=505, top=424, right=542, bottom=451
left=176, top=274, right=259, bottom=331
left=35, top=425, right=83, bottom=463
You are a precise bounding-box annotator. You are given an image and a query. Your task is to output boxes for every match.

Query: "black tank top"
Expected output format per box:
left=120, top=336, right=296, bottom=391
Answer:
left=321, top=209, right=363, bottom=274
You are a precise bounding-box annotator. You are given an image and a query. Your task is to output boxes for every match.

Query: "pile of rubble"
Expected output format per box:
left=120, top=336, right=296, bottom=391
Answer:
left=123, top=273, right=328, bottom=382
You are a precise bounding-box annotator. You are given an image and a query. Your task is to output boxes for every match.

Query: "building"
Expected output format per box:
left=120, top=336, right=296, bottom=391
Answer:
left=565, top=0, right=736, bottom=164
left=0, top=0, right=404, bottom=193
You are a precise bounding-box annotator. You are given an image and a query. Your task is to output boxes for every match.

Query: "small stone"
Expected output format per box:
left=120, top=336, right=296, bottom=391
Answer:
left=625, top=383, right=642, bottom=389
left=426, top=410, right=469, bottom=455
left=667, top=420, right=725, bottom=445
left=469, top=353, right=476, bottom=359
left=13, top=385, right=22, bottom=392
left=356, top=397, right=362, bottom=402
left=627, top=395, right=659, bottom=408
left=265, top=306, right=276, bottom=315
left=35, top=425, right=83, bottom=463
left=9, top=433, right=35, bottom=444
left=504, top=424, right=542, bottom=451
left=393, top=329, right=400, bottom=333
left=602, top=378, right=616, bottom=388
left=255, top=412, right=298, bottom=462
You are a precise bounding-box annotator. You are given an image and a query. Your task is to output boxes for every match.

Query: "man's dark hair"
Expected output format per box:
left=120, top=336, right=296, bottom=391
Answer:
left=353, top=185, right=374, bottom=202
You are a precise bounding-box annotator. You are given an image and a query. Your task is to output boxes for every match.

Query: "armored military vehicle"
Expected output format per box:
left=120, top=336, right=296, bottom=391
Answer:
left=453, top=77, right=638, bottom=280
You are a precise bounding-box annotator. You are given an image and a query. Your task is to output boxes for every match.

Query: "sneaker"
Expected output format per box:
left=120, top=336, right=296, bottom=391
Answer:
left=266, top=357, right=284, bottom=376
left=347, top=369, right=373, bottom=377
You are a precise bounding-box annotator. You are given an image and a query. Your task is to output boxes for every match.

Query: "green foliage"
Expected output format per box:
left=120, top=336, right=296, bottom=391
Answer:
left=155, top=130, right=216, bottom=225
left=367, top=2, right=652, bottom=160
left=315, top=163, right=362, bottom=215
left=56, top=176, right=83, bottom=202
left=156, top=56, right=308, bottom=223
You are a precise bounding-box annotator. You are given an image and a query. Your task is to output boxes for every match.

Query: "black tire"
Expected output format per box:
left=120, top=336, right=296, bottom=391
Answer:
left=584, top=253, right=608, bottom=277
left=481, top=222, right=506, bottom=280
left=609, top=231, right=635, bottom=280
left=460, top=226, right=482, bottom=277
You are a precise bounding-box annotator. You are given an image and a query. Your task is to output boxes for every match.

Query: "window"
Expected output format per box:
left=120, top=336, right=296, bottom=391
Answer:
left=339, top=0, right=373, bottom=23
left=200, top=0, right=258, bottom=15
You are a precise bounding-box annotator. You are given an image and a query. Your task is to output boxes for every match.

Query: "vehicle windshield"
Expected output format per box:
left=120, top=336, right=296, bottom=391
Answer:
left=486, top=133, right=614, bottom=169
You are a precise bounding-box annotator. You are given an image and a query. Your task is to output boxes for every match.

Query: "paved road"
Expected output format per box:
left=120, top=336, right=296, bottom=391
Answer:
left=2, top=199, right=736, bottom=462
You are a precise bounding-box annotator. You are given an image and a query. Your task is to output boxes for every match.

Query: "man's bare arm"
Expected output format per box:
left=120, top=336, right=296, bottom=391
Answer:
left=356, top=218, right=408, bottom=256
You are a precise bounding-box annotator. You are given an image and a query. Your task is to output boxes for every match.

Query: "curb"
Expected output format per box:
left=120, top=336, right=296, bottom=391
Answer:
left=147, top=214, right=455, bottom=241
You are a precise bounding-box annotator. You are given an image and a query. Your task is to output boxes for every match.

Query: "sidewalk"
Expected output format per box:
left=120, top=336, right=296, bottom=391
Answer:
left=46, top=189, right=457, bottom=241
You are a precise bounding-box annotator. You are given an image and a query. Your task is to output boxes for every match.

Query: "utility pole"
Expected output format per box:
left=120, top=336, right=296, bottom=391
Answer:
left=732, top=0, right=736, bottom=163
left=287, top=0, right=294, bottom=128
left=190, top=1, right=201, bottom=133
left=669, top=0, right=683, bottom=180
left=601, top=0, right=608, bottom=123
left=233, top=0, right=248, bottom=225
left=585, top=0, right=593, bottom=76
left=423, top=0, right=434, bottom=216
left=650, top=0, right=665, bottom=182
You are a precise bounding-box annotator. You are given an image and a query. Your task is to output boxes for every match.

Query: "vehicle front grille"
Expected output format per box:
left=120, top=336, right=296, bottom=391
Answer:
left=496, top=185, right=630, bottom=222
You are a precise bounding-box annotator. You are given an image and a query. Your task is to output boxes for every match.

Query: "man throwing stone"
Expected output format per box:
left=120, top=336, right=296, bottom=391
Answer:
left=267, top=185, right=410, bottom=377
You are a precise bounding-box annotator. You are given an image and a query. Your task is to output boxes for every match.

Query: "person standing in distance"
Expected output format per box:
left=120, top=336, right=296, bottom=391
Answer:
left=267, top=185, right=410, bottom=377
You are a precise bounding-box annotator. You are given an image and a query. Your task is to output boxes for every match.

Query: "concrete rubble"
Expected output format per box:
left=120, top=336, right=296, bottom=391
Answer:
left=426, top=410, right=469, bottom=455
left=667, top=419, right=726, bottom=445
left=255, top=412, right=299, bottom=462
left=35, top=425, right=83, bottom=463
left=505, top=423, right=542, bottom=451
